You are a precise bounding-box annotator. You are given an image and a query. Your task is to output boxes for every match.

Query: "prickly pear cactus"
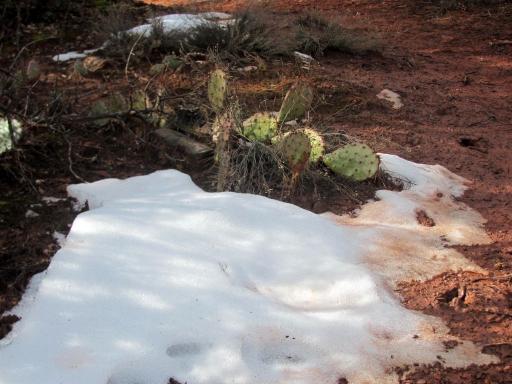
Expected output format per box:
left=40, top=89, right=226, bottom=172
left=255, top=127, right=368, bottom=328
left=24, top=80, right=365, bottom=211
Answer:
left=272, top=127, right=324, bottom=163
left=242, top=112, right=278, bottom=142
left=322, top=143, right=379, bottom=181
left=277, top=131, right=312, bottom=175
left=163, top=55, right=183, bottom=70
left=131, top=90, right=149, bottom=111
left=278, top=82, right=314, bottom=123
left=208, top=69, right=228, bottom=113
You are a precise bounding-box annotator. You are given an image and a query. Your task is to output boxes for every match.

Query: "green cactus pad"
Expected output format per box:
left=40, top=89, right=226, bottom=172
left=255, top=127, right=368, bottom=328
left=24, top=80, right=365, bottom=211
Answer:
left=272, top=127, right=324, bottom=163
left=278, top=82, right=314, bottom=123
left=322, top=143, right=379, bottom=181
left=89, top=93, right=127, bottom=127
left=208, top=69, right=228, bottom=113
left=277, top=131, right=312, bottom=174
left=163, top=55, right=183, bottom=70
left=242, top=112, right=278, bottom=142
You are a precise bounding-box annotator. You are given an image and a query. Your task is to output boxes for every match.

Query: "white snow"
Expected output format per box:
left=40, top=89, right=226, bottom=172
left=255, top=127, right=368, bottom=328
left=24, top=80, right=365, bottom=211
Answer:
left=52, top=49, right=100, bottom=63
left=42, top=196, right=66, bottom=204
left=326, top=154, right=490, bottom=283
left=52, top=12, right=232, bottom=62
left=53, top=231, right=66, bottom=247
left=127, top=12, right=233, bottom=38
left=0, top=155, right=496, bottom=384
left=24, top=209, right=40, bottom=219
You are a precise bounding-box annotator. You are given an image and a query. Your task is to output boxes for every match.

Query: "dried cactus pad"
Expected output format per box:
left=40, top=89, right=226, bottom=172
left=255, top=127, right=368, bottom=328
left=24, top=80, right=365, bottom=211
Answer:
left=208, top=69, right=228, bottom=112
left=323, top=143, right=379, bottom=181
left=278, top=82, right=314, bottom=123
left=212, top=112, right=234, bottom=143
left=277, top=131, right=312, bottom=174
left=242, top=112, right=278, bottom=142
left=26, top=59, right=41, bottom=81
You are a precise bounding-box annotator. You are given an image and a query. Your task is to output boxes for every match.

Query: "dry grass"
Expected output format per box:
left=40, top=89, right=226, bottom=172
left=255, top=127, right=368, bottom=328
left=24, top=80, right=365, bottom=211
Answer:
left=295, top=12, right=380, bottom=57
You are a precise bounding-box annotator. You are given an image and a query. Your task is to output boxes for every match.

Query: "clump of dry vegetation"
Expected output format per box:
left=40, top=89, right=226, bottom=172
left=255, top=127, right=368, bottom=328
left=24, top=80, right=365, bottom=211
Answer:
left=295, top=12, right=380, bottom=57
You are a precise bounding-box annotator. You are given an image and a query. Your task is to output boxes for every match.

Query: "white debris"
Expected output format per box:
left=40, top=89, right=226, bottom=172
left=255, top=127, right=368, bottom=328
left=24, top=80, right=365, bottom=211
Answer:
left=377, top=89, right=403, bottom=110
left=0, top=117, right=22, bottom=154
left=52, top=48, right=100, bottom=63
left=294, top=51, right=315, bottom=70
left=24, top=209, right=40, bottom=218
left=42, top=197, right=66, bottom=204
left=0, top=156, right=496, bottom=384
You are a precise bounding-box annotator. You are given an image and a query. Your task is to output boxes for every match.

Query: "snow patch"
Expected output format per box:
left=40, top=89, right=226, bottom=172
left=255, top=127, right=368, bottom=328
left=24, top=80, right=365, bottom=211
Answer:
left=0, top=156, right=496, bottom=384
left=326, top=154, right=490, bottom=283
left=52, top=12, right=232, bottom=62
left=52, top=49, right=100, bottom=63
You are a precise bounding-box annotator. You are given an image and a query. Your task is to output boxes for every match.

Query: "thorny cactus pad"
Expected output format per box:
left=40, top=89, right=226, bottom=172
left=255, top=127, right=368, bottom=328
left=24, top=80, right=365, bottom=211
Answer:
left=277, top=131, right=312, bottom=175
left=278, top=82, right=314, bottom=123
left=323, top=143, right=379, bottom=181
left=272, top=128, right=324, bottom=163
left=242, top=112, right=278, bottom=142
left=208, top=69, right=228, bottom=113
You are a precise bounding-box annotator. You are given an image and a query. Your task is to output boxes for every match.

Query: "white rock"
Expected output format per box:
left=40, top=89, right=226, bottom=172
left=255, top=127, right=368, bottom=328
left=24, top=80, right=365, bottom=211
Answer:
left=377, top=89, right=403, bottom=109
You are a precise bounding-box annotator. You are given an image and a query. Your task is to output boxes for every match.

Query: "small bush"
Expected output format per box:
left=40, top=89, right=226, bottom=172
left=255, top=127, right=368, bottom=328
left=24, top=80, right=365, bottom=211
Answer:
left=295, top=13, right=379, bottom=57
left=96, top=8, right=292, bottom=61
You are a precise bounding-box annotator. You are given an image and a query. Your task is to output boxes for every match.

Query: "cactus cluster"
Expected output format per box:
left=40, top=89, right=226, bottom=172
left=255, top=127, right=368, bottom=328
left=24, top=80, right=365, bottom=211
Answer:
left=322, top=143, right=379, bottom=181
left=205, top=70, right=378, bottom=191
left=208, top=69, right=228, bottom=113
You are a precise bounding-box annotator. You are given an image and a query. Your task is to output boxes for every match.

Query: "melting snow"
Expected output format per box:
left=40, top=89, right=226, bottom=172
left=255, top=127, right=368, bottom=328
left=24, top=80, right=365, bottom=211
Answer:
left=52, top=13, right=233, bottom=62
left=0, top=155, right=495, bottom=384
left=52, top=49, right=100, bottom=63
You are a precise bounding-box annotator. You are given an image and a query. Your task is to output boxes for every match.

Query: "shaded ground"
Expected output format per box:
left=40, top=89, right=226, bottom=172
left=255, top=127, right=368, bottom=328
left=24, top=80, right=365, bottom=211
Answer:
left=1, top=0, right=512, bottom=382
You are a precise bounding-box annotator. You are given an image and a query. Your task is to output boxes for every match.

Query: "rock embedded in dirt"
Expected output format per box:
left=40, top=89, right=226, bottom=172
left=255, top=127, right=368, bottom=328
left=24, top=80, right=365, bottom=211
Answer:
left=416, top=209, right=436, bottom=227
left=377, top=89, right=403, bottom=110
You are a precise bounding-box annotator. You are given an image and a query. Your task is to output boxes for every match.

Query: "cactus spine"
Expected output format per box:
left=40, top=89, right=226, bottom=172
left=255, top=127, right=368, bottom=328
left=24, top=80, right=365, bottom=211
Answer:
left=322, top=143, right=379, bottom=181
